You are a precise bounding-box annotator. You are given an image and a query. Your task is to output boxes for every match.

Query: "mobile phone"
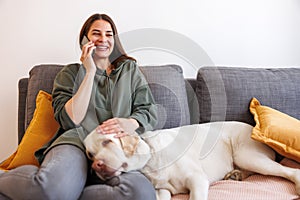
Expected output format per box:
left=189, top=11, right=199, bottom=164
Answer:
left=80, top=36, right=89, bottom=49
left=80, top=36, right=95, bottom=57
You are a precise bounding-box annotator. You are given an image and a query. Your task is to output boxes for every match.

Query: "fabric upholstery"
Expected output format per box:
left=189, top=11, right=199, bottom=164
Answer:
left=25, top=65, right=63, bottom=130
left=140, top=65, right=190, bottom=129
left=196, top=66, right=300, bottom=125
left=185, top=79, right=199, bottom=124
left=171, top=158, right=300, bottom=200
left=18, top=78, right=28, bottom=144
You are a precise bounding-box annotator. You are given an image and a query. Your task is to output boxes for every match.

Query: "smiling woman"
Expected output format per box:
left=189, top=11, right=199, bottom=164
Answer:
left=0, top=13, right=158, bottom=200
left=80, top=20, right=114, bottom=69
left=79, top=14, right=136, bottom=73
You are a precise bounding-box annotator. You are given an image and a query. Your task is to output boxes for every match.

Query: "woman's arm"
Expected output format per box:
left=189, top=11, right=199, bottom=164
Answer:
left=65, top=41, right=97, bottom=125
left=64, top=71, right=95, bottom=125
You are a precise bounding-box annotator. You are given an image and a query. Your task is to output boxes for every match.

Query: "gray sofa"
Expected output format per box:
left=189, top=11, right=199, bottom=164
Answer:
left=17, top=64, right=300, bottom=199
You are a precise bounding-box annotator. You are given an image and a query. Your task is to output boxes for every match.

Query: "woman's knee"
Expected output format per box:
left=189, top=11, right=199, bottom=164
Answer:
left=0, top=145, right=88, bottom=200
left=39, top=145, right=88, bottom=199
left=0, top=165, right=45, bottom=200
left=80, top=171, right=156, bottom=200
left=121, top=171, right=156, bottom=200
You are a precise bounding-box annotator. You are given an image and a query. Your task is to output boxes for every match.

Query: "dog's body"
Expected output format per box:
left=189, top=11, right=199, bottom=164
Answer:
left=84, top=121, right=300, bottom=200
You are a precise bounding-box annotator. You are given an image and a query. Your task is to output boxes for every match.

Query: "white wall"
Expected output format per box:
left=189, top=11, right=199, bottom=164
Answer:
left=0, top=0, right=300, bottom=161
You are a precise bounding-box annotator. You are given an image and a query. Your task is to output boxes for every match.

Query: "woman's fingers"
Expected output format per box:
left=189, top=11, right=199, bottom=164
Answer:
left=96, top=118, right=125, bottom=135
left=80, top=41, right=95, bottom=62
left=80, top=42, right=97, bottom=73
left=95, top=118, right=139, bottom=137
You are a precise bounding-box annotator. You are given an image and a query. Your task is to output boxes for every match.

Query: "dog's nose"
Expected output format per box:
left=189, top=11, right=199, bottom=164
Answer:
left=92, top=159, right=105, bottom=170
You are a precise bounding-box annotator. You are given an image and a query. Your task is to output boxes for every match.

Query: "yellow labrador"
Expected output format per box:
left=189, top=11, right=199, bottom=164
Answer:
left=83, top=121, right=300, bottom=200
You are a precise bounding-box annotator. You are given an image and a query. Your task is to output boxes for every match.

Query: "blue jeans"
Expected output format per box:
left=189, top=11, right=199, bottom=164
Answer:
left=0, top=145, right=156, bottom=200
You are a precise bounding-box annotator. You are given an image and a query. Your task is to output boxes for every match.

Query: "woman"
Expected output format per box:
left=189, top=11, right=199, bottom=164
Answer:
left=0, top=13, right=157, bottom=200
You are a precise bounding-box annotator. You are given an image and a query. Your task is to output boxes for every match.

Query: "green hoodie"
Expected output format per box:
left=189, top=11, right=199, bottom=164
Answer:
left=35, top=59, right=157, bottom=163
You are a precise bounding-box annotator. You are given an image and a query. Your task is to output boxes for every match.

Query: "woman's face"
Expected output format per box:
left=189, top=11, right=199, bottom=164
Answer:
left=87, top=19, right=114, bottom=60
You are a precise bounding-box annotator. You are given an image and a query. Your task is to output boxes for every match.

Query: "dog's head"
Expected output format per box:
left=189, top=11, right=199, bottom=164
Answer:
left=83, top=129, right=150, bottom=180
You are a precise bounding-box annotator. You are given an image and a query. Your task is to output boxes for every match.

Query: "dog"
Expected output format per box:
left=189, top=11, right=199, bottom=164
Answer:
left=83, top=121, right=300, bottom=200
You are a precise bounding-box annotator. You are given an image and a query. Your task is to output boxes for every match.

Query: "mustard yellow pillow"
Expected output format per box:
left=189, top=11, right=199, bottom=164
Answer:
left=250, top=97, right=300, bottom=163
left=0, top=90, right=59, bottom=170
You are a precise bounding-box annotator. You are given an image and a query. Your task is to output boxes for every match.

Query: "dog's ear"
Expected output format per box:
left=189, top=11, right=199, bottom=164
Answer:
left=119, top=134, right=140, bottom=157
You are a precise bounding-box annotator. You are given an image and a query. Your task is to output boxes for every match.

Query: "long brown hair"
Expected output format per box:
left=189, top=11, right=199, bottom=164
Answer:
left=79, top=13, right=135, bottom=67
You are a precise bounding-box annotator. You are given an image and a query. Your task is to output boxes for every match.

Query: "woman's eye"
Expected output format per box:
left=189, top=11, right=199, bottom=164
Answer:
left=102, top=139, right=112, bottom=146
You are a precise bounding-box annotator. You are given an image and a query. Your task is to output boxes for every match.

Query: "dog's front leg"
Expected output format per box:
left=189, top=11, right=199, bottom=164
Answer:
left=156, top=189, right=171, bottom=200
left=186, top=175, right=209, bottom=200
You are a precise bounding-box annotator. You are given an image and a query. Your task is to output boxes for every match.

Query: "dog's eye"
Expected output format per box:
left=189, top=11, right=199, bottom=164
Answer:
left=86, top=151, right=95, bottom=160
left=102, top=139, right=112, bottom=146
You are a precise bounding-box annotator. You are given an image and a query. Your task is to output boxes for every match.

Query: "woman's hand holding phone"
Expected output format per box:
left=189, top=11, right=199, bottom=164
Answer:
left=80, top=36, right=97, bottom=74
left=65, top=36, right=97, bottom=125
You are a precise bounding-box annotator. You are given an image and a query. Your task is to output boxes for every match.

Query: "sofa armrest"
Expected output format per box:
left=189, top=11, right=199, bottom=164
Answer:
left=18, top=78, right=28, bottom=143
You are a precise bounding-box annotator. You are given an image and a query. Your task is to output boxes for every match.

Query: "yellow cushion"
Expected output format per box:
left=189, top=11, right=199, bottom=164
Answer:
left=249, top=97, right=300, bottom=163
left=0, top=90, right=59, bottom=170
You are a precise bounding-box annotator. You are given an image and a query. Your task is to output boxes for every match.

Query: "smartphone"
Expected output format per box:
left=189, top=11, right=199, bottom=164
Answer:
left=80, top=36, right=95, bottom=56
left=80, top=36, right=89, bottom=49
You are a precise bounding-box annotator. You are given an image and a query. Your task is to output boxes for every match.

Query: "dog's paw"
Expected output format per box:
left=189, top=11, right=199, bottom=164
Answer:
left=156, top=189, right=171, bottom=200
left=223, top=169, right=243, bottom=181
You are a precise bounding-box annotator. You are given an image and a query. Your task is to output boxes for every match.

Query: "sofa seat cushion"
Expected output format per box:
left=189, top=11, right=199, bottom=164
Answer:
left=170, top=158, right=299, bottom=199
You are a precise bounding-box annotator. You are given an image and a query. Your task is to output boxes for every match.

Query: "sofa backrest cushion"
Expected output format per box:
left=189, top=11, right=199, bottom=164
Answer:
left=197, top=66, right=300, bottom=125
left=140, top=65, right=190, bottom=129
left=22, top=64, right=190, bottom=135
left=25, top=65, right=63, bottom=129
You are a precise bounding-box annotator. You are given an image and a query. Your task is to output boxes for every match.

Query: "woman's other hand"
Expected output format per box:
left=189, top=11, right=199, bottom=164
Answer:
left=96, top=118, right=139, bottom=138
